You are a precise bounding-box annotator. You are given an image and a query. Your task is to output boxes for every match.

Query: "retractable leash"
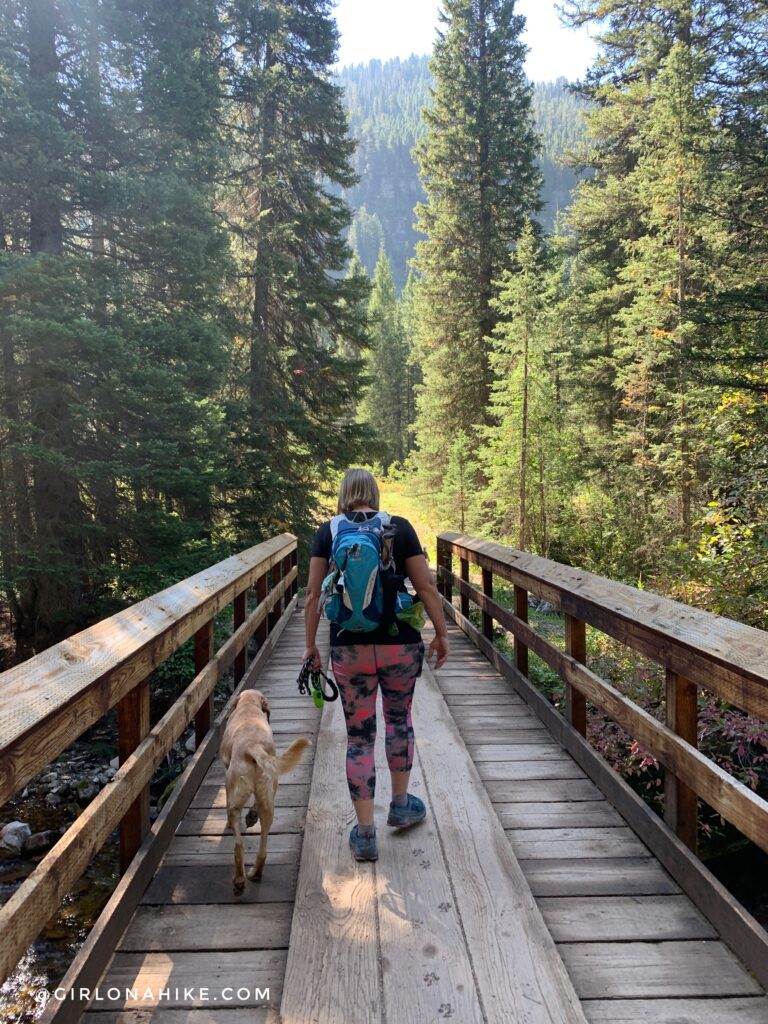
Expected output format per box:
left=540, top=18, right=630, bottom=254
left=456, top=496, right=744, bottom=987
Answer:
left=297, top=656, right=339, bottom=707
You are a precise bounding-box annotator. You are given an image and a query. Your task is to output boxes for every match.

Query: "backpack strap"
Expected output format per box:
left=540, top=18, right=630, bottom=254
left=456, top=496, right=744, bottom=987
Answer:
left=329, top=513, right=347, bottom=544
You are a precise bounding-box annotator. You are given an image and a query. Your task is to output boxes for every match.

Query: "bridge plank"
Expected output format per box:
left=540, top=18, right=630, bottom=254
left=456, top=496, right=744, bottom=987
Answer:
left=118, top=903, right=293, bottom=952
left=412, top=659, right=589, bottom=1023
left=459, top=726, right=552, bottom=743
left=93, top=949, right=286, bottom=1009
left=507, top=826, right=649, bottom=860
left=483, top=778, right=604, bottom=802
left=278, top=687, right=382, bottom=1023
left=496, top=801, right=624, bottom=829
left=476, top=759, right=586, bottom=781
left=370, top=700, right=486, bottom=1023
left=466, top=742, right=572, bottom=761
left=521, top=857, right=681, bottom=897
left=582, top=997, right=768, bottom=1023
left=443, top=693, right=524, bottom=705
left=560, top=941, right=763, bottom=999
left=174, top=805, right=307, bottom=835
left=85, top=1012, right=277, bottom=1024
left=539, top=895, right=717, bottom=941
left=190, top=782, right=310, bottom=810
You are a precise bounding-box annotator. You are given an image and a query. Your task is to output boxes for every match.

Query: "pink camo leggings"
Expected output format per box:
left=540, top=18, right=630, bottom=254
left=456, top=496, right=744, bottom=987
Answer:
left=330, top=642, right=425, bottom=802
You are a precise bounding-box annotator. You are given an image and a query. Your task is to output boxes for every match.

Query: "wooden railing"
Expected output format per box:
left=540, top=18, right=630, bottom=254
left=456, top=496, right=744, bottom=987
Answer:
left=436, top=532, right=768, bottom=858
left=0, top=534, right=298, bottom=988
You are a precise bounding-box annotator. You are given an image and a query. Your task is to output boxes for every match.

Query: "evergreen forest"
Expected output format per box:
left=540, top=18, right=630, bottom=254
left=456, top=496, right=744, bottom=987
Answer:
left=0, top=0, right=764, bottom=649
left=338, top=57, right=586, bottom=288
left=1, top=0, right=768, bottom=1004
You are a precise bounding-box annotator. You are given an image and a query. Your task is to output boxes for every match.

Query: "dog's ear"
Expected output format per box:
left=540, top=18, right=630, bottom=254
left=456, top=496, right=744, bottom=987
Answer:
left=260, top=693, right=271, bottom=723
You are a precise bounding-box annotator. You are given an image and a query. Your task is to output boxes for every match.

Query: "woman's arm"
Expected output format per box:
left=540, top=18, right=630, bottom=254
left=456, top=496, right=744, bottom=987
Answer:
left=405, top=552, right=450, bottom=669
left=303, top=555, right=329, bottom=669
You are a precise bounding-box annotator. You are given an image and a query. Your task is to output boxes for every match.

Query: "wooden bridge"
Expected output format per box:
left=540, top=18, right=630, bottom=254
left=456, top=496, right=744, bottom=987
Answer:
left=1, top=531, right=768, bottom=1023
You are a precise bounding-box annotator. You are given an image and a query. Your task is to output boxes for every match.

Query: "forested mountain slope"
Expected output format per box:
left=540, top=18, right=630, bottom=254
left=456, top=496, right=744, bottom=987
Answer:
left=336, top=57, right=586, bottom=288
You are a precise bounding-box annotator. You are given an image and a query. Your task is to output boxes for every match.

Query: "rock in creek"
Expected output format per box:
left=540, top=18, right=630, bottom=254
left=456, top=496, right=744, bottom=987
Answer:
left=0, top=821, right=31, bottom=855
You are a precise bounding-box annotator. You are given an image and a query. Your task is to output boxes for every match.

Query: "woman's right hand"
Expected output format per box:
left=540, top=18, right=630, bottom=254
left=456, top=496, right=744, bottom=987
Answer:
left=303, top=644, right=322, bottom=670
left=428, top=632, right=449, bottom=670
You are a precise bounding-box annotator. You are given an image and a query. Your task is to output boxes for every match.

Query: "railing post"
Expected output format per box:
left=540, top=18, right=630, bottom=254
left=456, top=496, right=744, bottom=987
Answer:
left=194, top=619, right=214, bottom=747
left=460, top=557, right=470, bottom=619
left=665, top=669, right=698, bottom=852
left=118, top=676, right=150, bottom=873
left=290, top=546, right=298, bottom=599
left=514, top=585, right=529, bottom=677
left=481, top=567, right=493, bottom=640
left=281, top=552, right=292, bottom=610
left=437, top=537, right=453, bottom=604
left=255, top=570, right=268, bottom=645
left=565, top=614, right=587, bottom=737
left=268, top=558, right=283, bottom=632
left=233, top=588, right=247, bottom=685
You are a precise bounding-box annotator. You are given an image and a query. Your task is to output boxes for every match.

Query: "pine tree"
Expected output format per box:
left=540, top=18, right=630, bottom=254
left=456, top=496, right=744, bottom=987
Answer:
left=349, top=207, right=386, bottom=277
left=0, top=0, right=230, bottom=637
left=358, top=248, right=409, bottom=471
left=554, top=0, right=767, bottom=584
left=410, top=0, right=542, bottom=500
left=480, top=221, right=570, bottom=552
left=399, top=270, right=422, bottom=455
left=216, top=0, right=371, bottom=542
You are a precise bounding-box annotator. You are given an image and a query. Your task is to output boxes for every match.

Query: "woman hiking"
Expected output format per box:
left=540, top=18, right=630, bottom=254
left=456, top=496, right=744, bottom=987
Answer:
left=303, top=468, right=450, bottom=862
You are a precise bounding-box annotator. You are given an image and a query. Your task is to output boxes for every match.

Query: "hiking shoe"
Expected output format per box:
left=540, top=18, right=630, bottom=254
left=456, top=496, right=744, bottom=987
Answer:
left=387, top=793, right=426, bottom=829
left=349, top=824, right=378, bottom=861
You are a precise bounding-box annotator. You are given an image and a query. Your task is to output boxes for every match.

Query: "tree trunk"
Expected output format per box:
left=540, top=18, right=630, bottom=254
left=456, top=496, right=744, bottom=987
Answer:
left=27, top=0, right=87, bottom=636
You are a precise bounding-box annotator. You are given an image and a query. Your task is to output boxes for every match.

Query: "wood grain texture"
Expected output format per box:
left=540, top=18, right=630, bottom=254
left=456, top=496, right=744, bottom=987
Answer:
left=96, top=950, right=286, bottom=1009
left=559, top=941, right=763, bottom=999
left=370, top=699, right=486, bottom=1023
left=582, top=997, right=768, bottom=1023
left=279, top=682, right=382, bottom=1024
left=413, top=658, right=588, bottom=1023
left=484, top=779, right=604, bottom=803
left=442, top=569, right=768, bottom=856
left=439, top=598, right=768, bottom=989
left=538, top=895, right=717, bottom=942
left=84, top=1011, right=278, bottom=1024
left=39, top=599, right=302, bottom=1024
left=0, top=534, right=296, bottom=805
left=506, top=826, right=649, bottom=860
left=476, top=760, right=586, bottom=782
left=466, top=742, right=571, bottom=762
left=438, top=531, right=768, bottom=719
left=520, top=857, right=682, bottom=897
left=119, top=903, right=293, bottom=952
left=495, top=801, right=623, bottom=829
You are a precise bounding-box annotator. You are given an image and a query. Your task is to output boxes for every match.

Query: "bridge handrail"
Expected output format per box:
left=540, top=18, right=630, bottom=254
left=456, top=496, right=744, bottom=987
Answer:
left=436, top=531, right=768, bottom=856
left=0, top=534, right=297, bottom=987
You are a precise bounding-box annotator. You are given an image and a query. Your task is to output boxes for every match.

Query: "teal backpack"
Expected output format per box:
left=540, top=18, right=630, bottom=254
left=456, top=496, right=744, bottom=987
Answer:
left=318, top=511, right=397, bottom=634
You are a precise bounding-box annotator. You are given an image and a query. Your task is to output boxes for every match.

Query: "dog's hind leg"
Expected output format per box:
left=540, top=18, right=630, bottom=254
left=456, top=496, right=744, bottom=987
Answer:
left=248, top=803, right=273, bottom=882
left=228, top=806, right=246, bottom=893
left=245, top=801, right=258, bottom=828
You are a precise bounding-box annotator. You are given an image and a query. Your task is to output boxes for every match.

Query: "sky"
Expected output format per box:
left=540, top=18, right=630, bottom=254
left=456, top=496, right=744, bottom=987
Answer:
left=332, top=0, right=598, bottom=82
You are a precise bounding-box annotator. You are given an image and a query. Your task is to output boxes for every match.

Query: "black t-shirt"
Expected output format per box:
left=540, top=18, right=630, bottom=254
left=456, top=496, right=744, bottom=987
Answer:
left=309, top=510, right=425, bottom=646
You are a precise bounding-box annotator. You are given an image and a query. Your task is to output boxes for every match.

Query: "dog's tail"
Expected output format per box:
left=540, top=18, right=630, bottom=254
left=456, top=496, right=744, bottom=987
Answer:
left=276, top=736, right=309, bottom=776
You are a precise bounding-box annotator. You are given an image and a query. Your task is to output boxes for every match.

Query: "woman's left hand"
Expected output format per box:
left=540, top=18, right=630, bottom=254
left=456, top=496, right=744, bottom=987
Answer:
left=302, top=644, right=322, bottom=670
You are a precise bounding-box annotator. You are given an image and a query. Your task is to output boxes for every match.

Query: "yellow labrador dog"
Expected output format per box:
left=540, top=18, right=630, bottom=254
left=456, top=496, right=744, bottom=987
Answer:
left=220, top=689, right=308, bottom=892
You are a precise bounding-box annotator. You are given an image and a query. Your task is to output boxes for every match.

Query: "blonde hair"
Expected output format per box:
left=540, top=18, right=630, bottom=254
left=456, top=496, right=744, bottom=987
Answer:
left=337, top=468, right=380, bottom=514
